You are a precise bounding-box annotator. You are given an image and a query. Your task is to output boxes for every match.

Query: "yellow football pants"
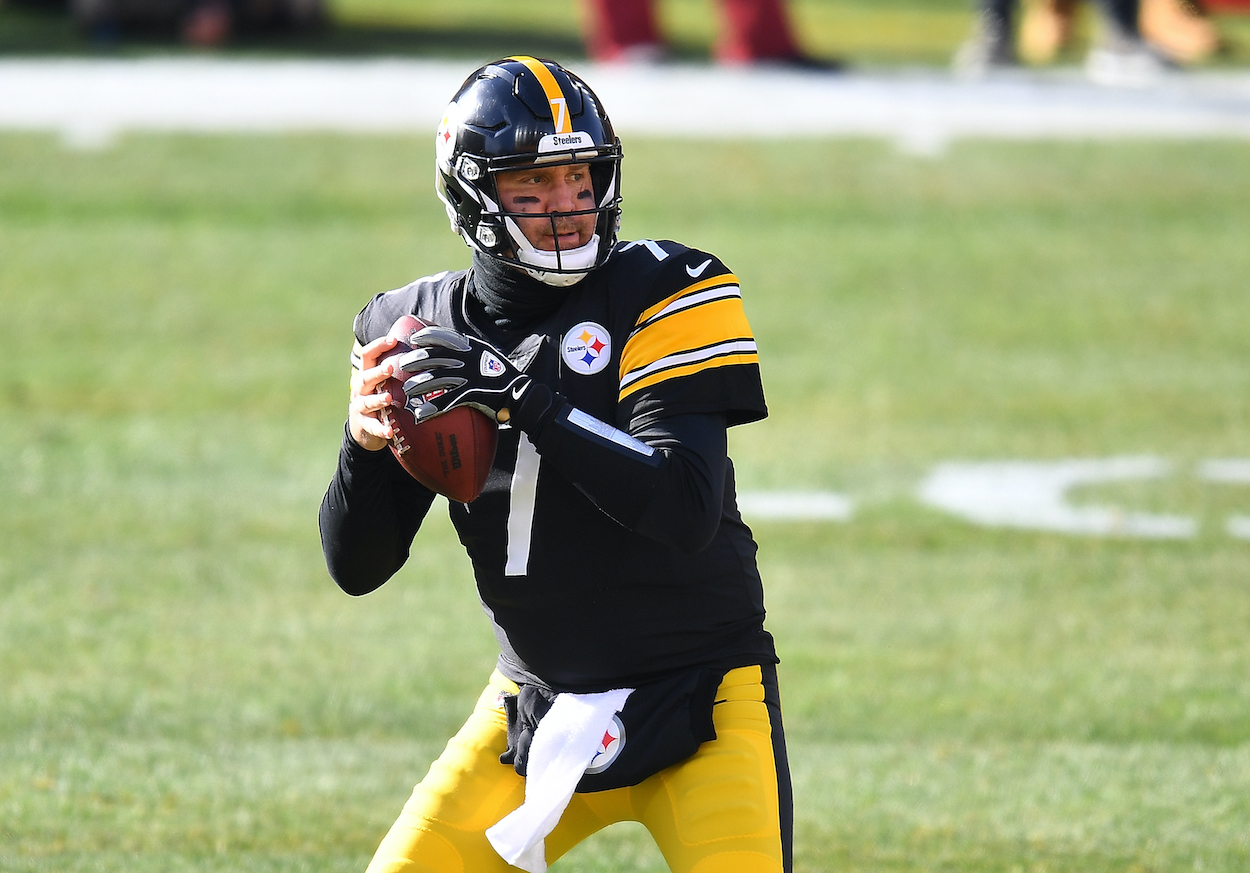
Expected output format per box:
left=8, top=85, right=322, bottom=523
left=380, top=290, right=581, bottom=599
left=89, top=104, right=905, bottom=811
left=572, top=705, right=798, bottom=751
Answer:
left=365, top=664, right=790, bottom=873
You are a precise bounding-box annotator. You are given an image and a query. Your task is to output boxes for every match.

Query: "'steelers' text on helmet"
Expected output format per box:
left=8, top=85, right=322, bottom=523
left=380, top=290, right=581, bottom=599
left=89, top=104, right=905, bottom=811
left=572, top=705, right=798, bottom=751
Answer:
left=435, top=56, right=623, bottom=287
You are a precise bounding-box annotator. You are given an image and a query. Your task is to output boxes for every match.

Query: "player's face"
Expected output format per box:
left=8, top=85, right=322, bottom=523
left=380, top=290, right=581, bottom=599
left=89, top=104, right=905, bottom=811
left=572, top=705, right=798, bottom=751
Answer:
left=494, top=163, right=597, bottom=252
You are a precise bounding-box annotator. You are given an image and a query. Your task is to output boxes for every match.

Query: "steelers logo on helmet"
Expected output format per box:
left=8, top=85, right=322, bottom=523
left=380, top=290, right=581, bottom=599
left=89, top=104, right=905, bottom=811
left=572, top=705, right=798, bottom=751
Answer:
left=434, top=107, right=457, bottom=173
left=561, top=322, right=611, bottom=375
left=432, top=56, right=623, bottom=288
left=584, top=715, right=626, bottom=775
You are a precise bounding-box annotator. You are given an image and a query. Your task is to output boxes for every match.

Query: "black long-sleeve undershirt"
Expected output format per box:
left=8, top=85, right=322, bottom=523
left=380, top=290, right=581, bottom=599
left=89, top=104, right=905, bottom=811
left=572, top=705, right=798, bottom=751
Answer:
left=511, top=383, right=726, bottom=552
left=318, top=396, right=728, bottom=597
left=319, top=425, right=437, bottom=595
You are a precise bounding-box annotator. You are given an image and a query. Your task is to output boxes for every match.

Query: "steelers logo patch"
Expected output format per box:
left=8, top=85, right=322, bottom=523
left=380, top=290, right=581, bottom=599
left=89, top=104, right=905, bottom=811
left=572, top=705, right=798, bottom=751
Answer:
left=561, top=322, right=611, bottom=375
left=435, top=103, right=460, bottom=172
left=584, top=715, right=626, bottom=775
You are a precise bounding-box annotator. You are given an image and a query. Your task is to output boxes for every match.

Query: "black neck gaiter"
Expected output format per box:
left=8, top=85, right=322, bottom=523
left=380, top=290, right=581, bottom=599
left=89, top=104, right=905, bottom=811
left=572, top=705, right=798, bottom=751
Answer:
left=469, top=252, right=574, bottom=340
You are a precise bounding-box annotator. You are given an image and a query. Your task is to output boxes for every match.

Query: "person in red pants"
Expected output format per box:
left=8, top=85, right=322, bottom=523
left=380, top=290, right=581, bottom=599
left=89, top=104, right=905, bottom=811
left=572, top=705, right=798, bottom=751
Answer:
left=582, top=0, right=833, bottom=66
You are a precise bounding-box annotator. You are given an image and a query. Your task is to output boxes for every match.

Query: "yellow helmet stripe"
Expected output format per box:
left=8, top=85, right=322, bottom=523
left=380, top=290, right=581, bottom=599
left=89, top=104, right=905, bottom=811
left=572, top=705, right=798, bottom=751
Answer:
left=509, top=55, right=573, bottom=134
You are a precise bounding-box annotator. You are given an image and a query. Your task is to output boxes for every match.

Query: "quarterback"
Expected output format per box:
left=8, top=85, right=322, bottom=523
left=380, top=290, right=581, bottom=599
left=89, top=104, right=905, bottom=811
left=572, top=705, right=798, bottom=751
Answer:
left=319, top=56, right=792, bottom=873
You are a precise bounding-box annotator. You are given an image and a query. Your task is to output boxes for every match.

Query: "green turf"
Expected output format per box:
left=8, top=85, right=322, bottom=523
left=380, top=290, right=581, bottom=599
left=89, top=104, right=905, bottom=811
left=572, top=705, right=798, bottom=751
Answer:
left=2, top=0, right=1249, bottom=67
left=1, top=132, right=1248, bottom=871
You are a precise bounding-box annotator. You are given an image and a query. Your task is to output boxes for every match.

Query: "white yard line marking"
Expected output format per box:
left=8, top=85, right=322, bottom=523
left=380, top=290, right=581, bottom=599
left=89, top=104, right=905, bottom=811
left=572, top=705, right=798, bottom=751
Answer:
left=917, top=457, right=1198, bottom=539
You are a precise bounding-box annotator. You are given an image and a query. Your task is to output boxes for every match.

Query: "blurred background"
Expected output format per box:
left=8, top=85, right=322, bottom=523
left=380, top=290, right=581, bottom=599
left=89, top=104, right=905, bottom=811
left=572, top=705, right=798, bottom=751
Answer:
left=2, top=2, right=1249, bottom=873
left=0, top=0, right=1248, bottom=66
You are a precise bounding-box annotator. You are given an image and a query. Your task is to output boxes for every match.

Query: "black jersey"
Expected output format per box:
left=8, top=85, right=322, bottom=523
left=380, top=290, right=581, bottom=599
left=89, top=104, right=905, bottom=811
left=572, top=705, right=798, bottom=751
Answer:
left=348, top=239, right=775, bottom=691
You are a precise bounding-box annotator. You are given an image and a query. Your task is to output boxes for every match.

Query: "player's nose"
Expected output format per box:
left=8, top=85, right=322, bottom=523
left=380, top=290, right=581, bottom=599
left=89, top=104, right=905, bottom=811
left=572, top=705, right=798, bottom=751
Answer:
left=548, top=179, right=584, bottom=213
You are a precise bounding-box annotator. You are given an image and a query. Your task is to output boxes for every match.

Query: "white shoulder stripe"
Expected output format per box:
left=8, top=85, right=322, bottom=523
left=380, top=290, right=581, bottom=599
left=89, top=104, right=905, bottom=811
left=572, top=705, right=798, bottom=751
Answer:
left=632, top=284, right=741, bottom=337
left=650, top=284, right=741, bottom=322
left=619, top=338, right=758, bottom=391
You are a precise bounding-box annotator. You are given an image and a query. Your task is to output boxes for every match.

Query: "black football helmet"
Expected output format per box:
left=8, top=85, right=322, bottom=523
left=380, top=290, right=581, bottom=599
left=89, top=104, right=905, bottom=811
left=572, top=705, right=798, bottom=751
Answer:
left=435, top=56, right=623, bottom=287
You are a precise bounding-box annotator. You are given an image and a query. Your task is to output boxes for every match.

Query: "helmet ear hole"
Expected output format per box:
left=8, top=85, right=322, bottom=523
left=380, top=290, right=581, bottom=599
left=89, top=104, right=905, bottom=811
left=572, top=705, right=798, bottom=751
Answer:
left=476, top=223, right=500, bottom=249
left=458, top=157, right=483, bottom=182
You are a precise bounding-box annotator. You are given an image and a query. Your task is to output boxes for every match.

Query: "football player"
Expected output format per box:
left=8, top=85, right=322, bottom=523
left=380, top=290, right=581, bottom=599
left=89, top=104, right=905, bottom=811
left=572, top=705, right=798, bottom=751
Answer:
left=319, top=56, right=792, bottom=873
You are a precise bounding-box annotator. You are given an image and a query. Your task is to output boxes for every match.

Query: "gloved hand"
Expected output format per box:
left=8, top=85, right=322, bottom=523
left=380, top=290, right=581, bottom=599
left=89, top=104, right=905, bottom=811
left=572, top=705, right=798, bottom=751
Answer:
left=392, top=326, right=534, bottom=423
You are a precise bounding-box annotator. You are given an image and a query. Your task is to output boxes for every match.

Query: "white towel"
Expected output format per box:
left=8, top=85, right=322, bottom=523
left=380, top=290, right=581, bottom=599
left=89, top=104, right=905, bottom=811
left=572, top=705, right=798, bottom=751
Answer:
left=486, top=687, right=633, bottom=872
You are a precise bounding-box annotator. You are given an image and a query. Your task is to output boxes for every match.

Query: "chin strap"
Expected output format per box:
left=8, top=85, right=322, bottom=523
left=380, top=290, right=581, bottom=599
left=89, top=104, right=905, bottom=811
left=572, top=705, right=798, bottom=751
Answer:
left=521, top=265, right=591, bottom=288
left=504, top=218, right=601, bottom=286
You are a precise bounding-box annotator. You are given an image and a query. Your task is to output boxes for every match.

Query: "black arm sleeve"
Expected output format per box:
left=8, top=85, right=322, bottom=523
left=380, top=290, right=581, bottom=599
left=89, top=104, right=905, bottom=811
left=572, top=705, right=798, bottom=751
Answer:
left=318, top=425, right=438, bottom=595
left=512, top=384, right=727, bottom=553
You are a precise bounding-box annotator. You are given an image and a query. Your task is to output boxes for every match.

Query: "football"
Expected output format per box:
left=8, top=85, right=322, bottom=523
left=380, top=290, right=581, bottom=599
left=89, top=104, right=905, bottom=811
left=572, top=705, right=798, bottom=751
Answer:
left=378, top=315, right=499, bottom=503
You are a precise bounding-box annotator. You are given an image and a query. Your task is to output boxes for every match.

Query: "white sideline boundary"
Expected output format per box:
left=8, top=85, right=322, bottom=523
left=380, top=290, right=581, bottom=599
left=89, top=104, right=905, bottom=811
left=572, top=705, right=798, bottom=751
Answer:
left=2, top=58, right=1250, bottom=149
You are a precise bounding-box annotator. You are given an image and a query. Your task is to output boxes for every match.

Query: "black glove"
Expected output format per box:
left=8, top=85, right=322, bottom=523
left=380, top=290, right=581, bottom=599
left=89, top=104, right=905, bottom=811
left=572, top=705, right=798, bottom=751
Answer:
left=392, top=326, right=534, bottom=423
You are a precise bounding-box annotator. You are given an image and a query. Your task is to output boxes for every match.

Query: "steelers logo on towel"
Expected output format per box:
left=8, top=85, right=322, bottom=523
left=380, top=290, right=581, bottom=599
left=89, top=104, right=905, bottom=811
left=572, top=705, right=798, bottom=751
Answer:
left=561, top=322, right=611, bottom=375
left=584, top=715, right=626, bottom=775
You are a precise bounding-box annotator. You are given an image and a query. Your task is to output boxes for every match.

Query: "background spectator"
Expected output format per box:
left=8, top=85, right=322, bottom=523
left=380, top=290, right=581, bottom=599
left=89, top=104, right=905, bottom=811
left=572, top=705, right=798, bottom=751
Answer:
left=580, top=0, right=837, bottom=67
left=955, top=0, right=1220, bottom=75
left=70, top=0, right=324, bottom=47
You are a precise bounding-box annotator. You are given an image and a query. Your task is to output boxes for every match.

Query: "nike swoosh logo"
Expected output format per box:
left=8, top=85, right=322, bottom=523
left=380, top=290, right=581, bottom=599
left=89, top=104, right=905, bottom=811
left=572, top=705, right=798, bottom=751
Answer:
left=686, top=258, right=712, bottom=278
left=511, top=382, right=529, bottom=400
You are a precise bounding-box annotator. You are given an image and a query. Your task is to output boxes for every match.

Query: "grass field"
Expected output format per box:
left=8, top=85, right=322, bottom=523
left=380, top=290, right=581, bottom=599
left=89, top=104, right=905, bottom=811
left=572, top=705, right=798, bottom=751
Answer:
left=2, top=0, right=1250, bottom=67
left=2, top=129, right=1249, bottom=872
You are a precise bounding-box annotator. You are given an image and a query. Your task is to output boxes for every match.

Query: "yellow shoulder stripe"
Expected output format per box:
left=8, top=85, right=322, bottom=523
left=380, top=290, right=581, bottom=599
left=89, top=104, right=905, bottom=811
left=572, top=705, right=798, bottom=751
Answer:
left=635, top=273, right=740, bottom=327
left=621, top=297, right=753, bottom=380
left=619, top=346, right=760, bottom=402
